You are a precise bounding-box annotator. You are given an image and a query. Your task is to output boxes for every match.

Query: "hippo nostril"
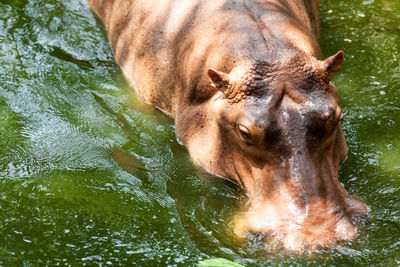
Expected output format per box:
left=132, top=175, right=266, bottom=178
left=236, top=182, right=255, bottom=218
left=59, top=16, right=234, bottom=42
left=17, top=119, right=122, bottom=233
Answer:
left=307, top=104, right=343, bottom=137
left=320, top=107, right=337, bottom=121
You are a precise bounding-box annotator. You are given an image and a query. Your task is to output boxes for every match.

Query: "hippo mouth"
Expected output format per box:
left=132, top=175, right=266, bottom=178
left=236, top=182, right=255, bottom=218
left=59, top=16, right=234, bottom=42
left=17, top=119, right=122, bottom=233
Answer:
left=229, top=157, right=368, bottom=252
left=232, top=195, right=367, bottom=252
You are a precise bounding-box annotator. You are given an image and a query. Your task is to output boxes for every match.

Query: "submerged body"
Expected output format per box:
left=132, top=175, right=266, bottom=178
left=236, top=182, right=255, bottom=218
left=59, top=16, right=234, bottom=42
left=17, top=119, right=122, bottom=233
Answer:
left=89, top=0, right=367, bottom=251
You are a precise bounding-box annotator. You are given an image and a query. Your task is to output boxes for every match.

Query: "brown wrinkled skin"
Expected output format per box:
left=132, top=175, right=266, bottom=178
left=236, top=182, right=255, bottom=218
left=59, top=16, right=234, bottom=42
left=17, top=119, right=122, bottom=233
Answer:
left=88, top=0, right=368, bottom=252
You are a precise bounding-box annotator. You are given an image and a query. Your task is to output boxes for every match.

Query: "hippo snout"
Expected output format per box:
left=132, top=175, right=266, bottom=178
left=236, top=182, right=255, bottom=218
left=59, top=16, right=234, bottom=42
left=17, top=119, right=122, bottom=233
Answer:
left=233, top=195, right=367, bottom=252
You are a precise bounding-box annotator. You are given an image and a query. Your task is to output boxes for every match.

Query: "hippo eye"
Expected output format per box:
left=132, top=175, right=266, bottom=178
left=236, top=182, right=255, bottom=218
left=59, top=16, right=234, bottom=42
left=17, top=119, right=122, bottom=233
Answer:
left=238, top=125, right=251, bottom=139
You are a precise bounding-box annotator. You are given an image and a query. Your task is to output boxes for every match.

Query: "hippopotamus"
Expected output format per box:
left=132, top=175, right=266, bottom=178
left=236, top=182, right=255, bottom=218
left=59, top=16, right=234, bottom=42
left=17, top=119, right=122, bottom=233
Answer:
left=88, top=0, right=367, bottom=251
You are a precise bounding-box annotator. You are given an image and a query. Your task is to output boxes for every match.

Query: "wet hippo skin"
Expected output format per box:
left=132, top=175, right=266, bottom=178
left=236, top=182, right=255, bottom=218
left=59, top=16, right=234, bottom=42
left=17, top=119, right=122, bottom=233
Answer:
left=88, top=0, right=368, bottom=251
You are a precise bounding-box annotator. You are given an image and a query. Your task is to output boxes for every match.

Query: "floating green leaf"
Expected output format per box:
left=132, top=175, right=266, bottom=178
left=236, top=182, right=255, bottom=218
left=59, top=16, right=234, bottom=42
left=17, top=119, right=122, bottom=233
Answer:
left=198, top=258, right=244, bottom=267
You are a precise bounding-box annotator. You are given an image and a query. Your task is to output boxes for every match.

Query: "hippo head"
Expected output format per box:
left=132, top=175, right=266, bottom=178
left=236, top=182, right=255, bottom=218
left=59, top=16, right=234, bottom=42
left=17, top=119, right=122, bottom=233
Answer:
left=182, top=50, right=367, bottom=251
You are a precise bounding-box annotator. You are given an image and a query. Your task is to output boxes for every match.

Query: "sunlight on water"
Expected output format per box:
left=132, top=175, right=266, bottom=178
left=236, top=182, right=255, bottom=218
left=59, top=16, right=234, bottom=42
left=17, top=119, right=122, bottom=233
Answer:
left=0, top=0, right=399, bottom=265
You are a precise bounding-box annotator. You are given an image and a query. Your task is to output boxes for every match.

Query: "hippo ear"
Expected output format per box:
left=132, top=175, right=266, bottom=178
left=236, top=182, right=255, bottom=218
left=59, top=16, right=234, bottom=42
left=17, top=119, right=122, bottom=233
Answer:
left=207, top=68, right=231, bottom=95
left=321, top=50, right=344, bottom=82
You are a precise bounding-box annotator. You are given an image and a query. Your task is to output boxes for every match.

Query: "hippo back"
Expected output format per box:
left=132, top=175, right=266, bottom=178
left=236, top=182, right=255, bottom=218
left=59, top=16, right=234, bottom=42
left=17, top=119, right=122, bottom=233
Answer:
left=88, top=0, right=321, bottom=117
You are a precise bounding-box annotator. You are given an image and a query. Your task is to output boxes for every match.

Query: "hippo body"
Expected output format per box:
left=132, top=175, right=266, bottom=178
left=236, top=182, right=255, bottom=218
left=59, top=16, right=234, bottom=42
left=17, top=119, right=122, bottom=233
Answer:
left=88, top=0, right=367, bottom=251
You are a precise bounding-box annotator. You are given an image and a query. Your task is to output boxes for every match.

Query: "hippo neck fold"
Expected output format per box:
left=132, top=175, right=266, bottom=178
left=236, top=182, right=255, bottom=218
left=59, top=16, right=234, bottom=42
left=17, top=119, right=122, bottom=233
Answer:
left=240, top=0, right=322, bottom=59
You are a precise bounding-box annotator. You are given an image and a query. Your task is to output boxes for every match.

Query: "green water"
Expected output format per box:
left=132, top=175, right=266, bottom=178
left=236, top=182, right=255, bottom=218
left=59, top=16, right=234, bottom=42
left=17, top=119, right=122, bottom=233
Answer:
left=0, top=0, right=398, bottom=265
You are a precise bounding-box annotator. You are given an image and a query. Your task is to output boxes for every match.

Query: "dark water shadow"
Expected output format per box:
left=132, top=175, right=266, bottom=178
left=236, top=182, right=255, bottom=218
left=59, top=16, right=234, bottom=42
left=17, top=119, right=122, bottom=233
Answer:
left=49, top=46, right=115, bottom=70
left=0, top=0, right=28, bottom=9
left=92, top=92, right=141, bottom=144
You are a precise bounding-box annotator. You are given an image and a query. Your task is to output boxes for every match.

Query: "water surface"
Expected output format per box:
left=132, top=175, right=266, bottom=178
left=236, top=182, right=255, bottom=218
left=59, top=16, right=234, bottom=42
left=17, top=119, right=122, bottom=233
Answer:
left=0, top=0, right=399, bottom=265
